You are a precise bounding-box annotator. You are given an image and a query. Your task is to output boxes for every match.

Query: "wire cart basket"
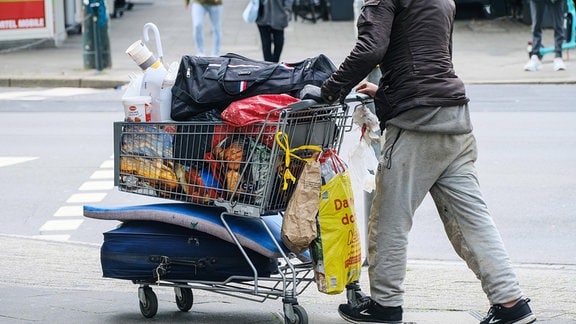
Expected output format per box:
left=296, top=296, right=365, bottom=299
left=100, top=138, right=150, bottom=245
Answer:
left=110, top=98, right=368, bottom=323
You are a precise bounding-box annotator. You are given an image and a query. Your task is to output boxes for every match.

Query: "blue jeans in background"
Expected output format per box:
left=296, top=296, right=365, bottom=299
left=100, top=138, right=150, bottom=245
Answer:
left=191, top=3, right=222, bottom=56
left=529, top=0, right=566, bottom=58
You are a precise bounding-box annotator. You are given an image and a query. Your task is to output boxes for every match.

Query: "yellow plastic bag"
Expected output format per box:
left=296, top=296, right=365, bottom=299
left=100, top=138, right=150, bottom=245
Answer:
left=310, top=151, right=362, bottom=294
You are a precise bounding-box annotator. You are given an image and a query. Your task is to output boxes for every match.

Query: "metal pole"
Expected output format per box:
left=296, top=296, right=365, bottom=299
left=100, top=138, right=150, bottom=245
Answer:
left=90, top=0, right=103, bottom=71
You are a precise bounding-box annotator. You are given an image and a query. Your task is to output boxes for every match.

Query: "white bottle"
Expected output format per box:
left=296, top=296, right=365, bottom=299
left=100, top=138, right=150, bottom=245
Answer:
left=154, top=61, right=179, bottom=122
left=319, top=153, right=337, bottom=185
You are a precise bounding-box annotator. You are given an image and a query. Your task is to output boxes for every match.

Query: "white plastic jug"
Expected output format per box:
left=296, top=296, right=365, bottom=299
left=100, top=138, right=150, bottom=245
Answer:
left=141, top=62, right=177, bottom=122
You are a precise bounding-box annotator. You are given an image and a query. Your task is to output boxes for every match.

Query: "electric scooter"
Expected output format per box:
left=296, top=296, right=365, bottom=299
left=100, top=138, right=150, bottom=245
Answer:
left=527, top=0, right=576, bottom=57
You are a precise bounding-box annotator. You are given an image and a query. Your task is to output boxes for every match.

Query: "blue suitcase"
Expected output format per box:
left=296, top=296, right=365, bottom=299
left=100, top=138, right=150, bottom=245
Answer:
left=101, top=221, right=278, bottom=282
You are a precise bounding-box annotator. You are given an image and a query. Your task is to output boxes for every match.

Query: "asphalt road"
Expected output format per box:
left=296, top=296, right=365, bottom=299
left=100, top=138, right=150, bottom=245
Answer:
left=0, top=84, right=574, bottom=266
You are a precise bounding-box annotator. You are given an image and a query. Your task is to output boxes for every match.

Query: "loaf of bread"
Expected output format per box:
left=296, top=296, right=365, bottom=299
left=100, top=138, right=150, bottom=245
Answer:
left=120, top=156, right=179, bottom=191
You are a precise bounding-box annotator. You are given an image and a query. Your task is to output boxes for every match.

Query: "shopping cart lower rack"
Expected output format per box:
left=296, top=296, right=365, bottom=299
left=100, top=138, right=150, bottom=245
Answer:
left=95, top=98, right=368, bottom=323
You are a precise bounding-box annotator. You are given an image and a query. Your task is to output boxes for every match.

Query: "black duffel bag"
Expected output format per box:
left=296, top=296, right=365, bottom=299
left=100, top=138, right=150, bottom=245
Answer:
left=170, top=53, right=337, bottom=121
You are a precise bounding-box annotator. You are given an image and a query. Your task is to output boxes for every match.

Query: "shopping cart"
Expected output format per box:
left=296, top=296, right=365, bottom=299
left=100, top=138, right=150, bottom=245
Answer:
left=107, top=96, right=370, bottom=323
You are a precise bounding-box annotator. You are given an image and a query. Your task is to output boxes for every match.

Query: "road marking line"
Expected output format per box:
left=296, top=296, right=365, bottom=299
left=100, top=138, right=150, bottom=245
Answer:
left=32, top=234, right=71, bottom=242
left=100, top=159, right=114, bottom=168
left=39, top=157, right=115, bottom=242
left=0, top=87, right=103, bottom=100
left=53, top=205, right=84, bottom=217
left=79, top=180, right=114, bottom=191
left=39, top=219, right=84, bottom=232
left=0, top=157, right=38, bottom=167
left=90, top=169, right=114, bottom=179
left=66, top=193, right=107, bottom=203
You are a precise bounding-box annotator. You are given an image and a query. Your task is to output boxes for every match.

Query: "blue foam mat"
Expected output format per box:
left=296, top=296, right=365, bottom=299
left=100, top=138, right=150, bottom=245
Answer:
left=84, top=203, right=309, bottom=260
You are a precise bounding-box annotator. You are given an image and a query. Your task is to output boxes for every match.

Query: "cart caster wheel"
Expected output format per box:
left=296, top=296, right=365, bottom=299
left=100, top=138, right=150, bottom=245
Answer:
left=174, top=286, right=193, bottom=312
left=284, top=304, right=308, bottom=324
left=138, top=286, right=158, bottom=318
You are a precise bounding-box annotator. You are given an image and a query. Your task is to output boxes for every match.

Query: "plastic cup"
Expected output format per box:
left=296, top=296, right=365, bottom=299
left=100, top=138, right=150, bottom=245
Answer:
left=122, top=96, right=152, bottom=122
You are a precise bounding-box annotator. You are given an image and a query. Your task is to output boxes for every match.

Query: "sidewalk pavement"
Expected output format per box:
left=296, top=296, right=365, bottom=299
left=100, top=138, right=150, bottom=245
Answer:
left=0, top=1, right=575, bottom=323
left=0, top=0, right=575, bottom=89
left=1, top=234, right=575, bottom=323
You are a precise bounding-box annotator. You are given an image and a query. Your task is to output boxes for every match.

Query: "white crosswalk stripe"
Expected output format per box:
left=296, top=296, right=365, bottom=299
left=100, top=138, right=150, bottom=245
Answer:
left=36, top=158, right=115, bottom=242
left=0, top=157, right=38, bottom=167
left=0, top=87, right=104, bottom=100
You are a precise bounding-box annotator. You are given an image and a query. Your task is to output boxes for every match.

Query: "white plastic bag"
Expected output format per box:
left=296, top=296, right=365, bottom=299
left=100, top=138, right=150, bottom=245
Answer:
left=242, top=0, right=259, bottom=23
left=348, top=138, right=378, bottom=193
left=351, top=103, right=380, bottom=135
left=347, top=104, right=380, bottom=192
left=123, top=72, right=143, bottom=98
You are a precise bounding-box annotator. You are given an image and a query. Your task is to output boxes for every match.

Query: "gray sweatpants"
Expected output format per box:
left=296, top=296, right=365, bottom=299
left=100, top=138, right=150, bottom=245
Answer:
left=368, top=125, right=523, bottom=307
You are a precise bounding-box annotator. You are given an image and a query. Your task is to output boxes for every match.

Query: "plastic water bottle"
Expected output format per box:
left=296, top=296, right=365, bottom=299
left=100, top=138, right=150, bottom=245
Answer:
left=319, top=150, right=338, bottom=185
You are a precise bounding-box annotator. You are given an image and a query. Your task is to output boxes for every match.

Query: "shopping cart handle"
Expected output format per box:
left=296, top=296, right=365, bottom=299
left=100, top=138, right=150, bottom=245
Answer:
left=285, top=99, right=319, bottom=112
left=287, top=93, right=371, bottom=112
left=344, top=92, right=371, bottom=103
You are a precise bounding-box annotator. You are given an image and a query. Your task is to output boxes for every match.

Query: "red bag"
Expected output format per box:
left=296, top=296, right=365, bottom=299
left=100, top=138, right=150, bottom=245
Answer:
left=221, top=94, right=300, bottom=126
left=218, top=94, right=300, bottom=148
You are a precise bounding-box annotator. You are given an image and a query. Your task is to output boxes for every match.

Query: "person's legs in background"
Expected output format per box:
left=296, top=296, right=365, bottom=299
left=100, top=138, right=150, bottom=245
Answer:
left=258, top=25, right=273, bottom=62
left=206, top=4, right=223, bottom=56
left=549, top=0, right=567, bottom=70
left=191, top=3, right=207, bottom=56
left=270, top=28, right=284, bottom=63
left=530, top=0, right=546, bottom=56
left=524, top=0, right=545, bottom=71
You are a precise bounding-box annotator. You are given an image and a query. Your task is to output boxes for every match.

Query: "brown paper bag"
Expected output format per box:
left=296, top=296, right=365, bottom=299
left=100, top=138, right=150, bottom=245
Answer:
left=281, top=159, right=322, bottom=254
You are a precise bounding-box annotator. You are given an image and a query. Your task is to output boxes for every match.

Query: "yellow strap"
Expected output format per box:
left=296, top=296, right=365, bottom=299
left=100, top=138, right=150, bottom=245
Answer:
left=275, top=132, right=322, bottom=190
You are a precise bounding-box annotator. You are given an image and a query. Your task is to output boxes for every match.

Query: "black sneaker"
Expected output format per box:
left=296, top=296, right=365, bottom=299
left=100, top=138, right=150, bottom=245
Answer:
left=338, top=297, right=403, bottom=323
left=480, top=298, right=536, bottom=324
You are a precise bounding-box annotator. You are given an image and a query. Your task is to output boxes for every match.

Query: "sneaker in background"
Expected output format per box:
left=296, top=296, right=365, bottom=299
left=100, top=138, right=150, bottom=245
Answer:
left=480, top=298, right=536, bottom=324
left=524, top=55, right=542, bottom=71
left=338, top=297, right=403, bottom=323
left=553, top=57, right=567, bottom=71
